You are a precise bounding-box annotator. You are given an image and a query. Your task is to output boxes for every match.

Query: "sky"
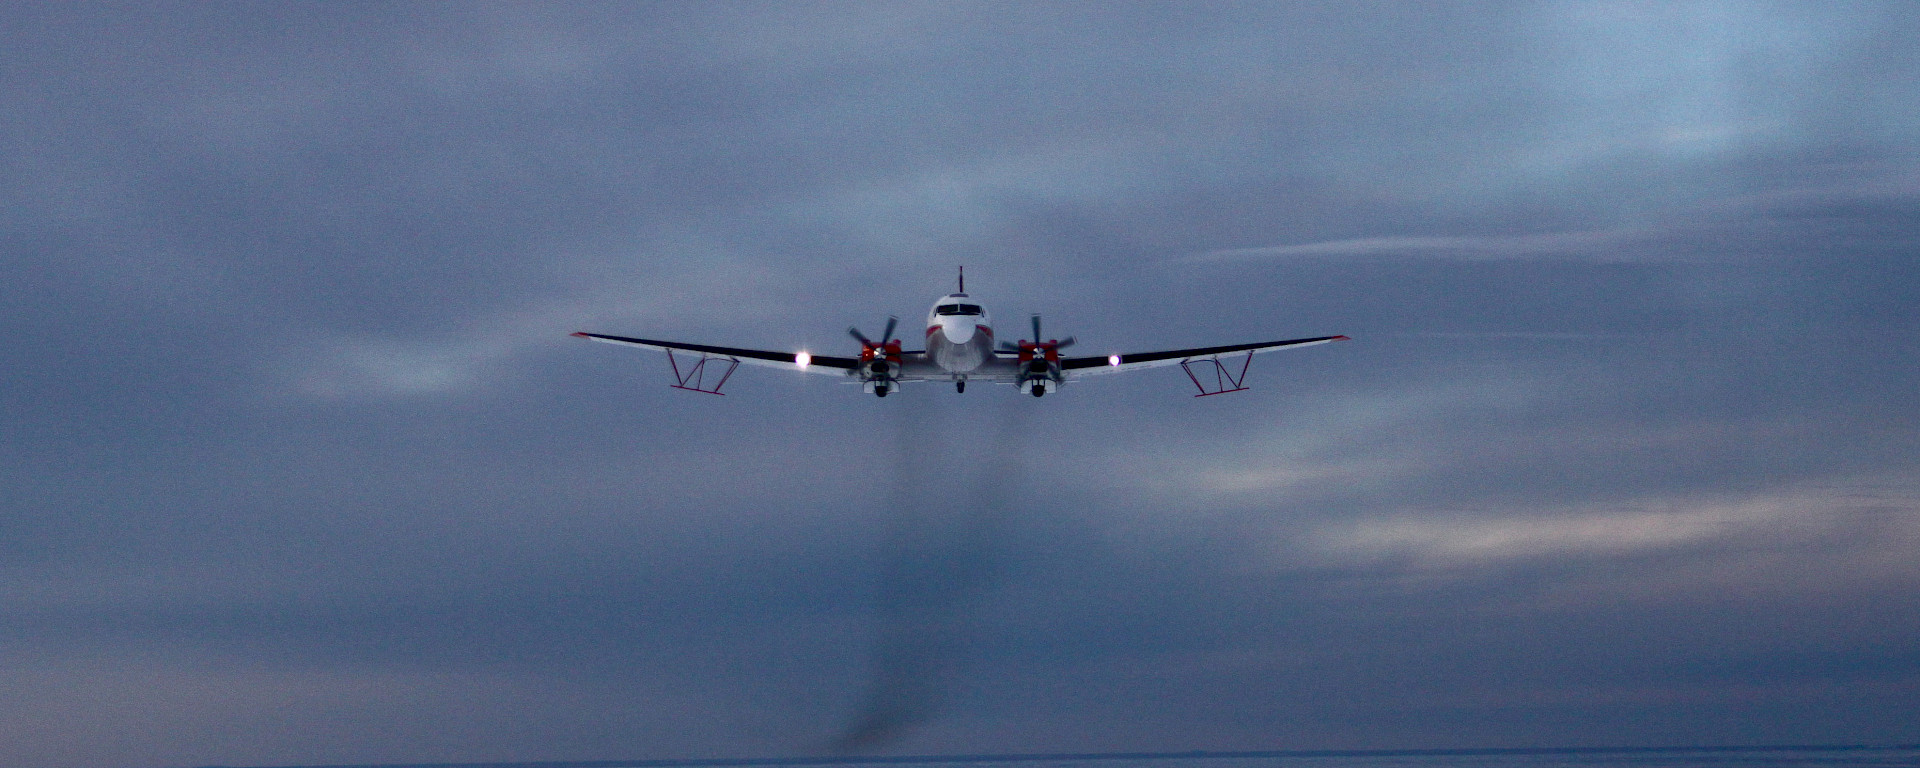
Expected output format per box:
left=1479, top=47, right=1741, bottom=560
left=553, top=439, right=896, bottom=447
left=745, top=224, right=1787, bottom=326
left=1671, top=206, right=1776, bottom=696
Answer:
left=4, top=2, right=1919, bottom=766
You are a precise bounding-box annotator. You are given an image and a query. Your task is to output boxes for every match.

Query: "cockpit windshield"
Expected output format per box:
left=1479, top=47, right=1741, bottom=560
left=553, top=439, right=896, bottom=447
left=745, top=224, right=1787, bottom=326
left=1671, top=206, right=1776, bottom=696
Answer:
left=936, top=304, right=983, bottom=316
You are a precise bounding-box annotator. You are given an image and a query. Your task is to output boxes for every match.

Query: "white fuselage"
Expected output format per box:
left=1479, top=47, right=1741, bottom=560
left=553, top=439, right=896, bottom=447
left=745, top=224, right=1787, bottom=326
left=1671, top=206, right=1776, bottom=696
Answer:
left=925, top=293, right=994, bottom=374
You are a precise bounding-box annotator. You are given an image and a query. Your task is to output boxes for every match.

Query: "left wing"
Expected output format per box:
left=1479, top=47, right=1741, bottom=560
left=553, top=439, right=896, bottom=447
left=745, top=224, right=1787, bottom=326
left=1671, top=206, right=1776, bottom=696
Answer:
left=570, top=332, right=861, bottom=375
left=1057, top=335, right=1350, bottom=377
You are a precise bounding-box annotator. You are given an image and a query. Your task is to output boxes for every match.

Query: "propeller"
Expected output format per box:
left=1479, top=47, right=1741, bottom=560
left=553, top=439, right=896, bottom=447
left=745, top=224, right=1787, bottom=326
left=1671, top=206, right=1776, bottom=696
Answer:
left=851, top=316, right=904, bottom=397
left=850, top=315, right=903, bottom=362
left=998, top=314, right=1075, bottom=358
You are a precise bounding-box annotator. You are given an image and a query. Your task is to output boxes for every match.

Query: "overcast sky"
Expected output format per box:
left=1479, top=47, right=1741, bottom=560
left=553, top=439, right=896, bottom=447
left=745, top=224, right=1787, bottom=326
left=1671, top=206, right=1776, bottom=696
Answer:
left=5, top=3, right=1920, bottom=767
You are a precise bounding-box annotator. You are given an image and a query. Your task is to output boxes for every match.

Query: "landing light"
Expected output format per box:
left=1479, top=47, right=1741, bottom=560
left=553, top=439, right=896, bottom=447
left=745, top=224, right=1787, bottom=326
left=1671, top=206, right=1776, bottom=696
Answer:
left=796, top=351, right=811, bottom=370
left=1108, top=354, right=1121, bottom=367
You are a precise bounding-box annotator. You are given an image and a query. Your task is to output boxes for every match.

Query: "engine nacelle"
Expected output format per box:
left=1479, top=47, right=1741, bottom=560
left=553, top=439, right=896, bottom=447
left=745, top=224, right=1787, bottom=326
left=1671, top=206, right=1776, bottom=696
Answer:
left=861, top=359, right=898, bottom=397
left=1017, top=358, right=1060, bottom=397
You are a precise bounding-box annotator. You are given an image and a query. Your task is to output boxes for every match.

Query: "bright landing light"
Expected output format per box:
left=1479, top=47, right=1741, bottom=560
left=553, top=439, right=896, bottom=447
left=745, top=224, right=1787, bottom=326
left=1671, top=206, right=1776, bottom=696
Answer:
left=796, top=351, right=811, bottom=369
left=1108, top=354, right=1121, bottom=367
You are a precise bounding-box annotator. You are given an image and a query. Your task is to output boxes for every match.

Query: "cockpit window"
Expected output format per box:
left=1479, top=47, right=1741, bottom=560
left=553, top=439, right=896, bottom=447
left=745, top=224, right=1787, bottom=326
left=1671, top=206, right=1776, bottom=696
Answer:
left=936, top=304, right=983, bottom=316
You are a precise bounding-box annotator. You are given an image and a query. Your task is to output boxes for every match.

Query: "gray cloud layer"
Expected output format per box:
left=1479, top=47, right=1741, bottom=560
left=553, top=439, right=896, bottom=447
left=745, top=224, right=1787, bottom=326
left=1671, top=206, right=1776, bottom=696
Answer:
left=4, top=3, right=1918, bottom=766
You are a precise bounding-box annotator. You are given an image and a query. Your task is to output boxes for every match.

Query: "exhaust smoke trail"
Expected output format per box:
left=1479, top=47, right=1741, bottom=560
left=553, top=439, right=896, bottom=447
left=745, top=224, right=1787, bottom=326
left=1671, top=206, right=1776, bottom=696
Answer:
left=830, top=393, right=1028, bottom=751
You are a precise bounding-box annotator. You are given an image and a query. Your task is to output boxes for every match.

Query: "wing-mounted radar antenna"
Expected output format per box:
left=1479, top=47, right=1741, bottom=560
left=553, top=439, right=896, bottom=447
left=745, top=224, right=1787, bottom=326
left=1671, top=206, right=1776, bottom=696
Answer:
left=1181, top=351, right=1255, bottom=397
left=664, top=348, right=740, bottom=395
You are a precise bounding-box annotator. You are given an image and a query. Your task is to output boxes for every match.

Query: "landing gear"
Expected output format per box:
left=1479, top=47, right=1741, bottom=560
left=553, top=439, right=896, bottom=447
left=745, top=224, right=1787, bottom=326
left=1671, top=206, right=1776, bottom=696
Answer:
left=874, top=385, right=889, bottom=398
left=1031, top=386, right=1045, bottom=397
left=955, top=380, right=966, bottom=393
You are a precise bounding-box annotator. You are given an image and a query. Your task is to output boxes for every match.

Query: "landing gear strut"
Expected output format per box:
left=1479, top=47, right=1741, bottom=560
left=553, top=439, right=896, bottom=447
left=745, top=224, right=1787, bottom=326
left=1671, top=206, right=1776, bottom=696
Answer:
left=955, top=380, right=966, bottom=393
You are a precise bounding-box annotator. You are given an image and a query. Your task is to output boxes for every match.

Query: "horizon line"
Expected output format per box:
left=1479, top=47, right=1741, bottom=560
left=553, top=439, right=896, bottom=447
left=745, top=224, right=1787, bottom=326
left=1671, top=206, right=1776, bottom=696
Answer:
left=196, top=742, right=1920, bottom=768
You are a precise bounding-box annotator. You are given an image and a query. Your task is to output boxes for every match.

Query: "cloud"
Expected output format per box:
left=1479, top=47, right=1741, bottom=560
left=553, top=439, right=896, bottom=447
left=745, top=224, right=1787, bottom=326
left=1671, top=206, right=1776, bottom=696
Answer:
left=1179, top=175, right=1920, bottom=266
left=1182, top=230, right=1652, bottom=263
left=7, top=2, right=1920, bottom=762
left=1296, top=485, right=1906, bottom=569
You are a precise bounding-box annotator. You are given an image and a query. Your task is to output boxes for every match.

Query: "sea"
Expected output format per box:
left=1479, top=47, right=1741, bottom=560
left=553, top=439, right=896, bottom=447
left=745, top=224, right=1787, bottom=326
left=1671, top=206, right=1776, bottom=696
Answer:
left=225, top=746, right=1920, bottom=768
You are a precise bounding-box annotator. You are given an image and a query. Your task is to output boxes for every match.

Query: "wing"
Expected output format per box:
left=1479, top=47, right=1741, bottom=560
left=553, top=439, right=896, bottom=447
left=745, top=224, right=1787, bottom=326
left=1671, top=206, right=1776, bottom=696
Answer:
left=571, top=332, right=862, bottom=375
left=1057, top=335, right=1350, bottom=377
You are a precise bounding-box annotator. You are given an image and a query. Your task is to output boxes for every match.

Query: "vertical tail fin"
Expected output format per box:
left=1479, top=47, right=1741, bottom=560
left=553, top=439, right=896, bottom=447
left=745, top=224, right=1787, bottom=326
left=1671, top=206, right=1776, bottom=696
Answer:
left=958, top=265, right=965, bottom=294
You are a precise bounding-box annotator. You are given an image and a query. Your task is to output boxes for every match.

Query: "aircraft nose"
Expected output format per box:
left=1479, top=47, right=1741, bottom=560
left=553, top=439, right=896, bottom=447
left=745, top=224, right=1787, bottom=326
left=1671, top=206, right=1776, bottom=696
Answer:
left=941, top=317, right=977, bottom=344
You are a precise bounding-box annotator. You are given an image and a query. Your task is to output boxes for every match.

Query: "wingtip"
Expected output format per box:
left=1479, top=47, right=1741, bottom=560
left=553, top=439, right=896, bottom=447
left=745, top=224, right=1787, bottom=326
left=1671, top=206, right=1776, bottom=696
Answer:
left=570, top=331, right=591, bottom=338
left=1332, top=335, right=1352, bottom=341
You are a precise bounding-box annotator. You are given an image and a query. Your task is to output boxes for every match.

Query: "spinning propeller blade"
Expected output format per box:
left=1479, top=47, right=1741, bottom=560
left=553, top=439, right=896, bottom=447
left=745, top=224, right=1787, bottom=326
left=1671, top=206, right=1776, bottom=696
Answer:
left=850, top=316, right=901, bottom=353
left=1024, top=314, right=1075, bottom=350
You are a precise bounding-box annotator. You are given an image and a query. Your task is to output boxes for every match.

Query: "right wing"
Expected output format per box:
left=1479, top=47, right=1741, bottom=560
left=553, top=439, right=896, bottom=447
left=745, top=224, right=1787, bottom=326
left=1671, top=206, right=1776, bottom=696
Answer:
left=571, top=332, right=862, bottom=376
left=1057, top=335, right=1350, bottom=377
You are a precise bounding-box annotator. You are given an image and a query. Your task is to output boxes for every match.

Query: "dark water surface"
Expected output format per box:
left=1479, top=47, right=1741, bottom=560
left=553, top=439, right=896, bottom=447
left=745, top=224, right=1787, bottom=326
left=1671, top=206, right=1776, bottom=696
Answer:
left=227, top=746, right=1920, bottom=768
